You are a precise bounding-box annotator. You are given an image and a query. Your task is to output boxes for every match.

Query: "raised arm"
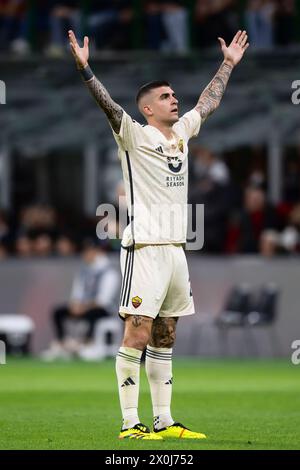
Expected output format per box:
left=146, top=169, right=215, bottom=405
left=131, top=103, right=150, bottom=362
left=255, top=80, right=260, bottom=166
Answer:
left=195, top=30, right=249, bottom=122
left=68, top=30, right=123, bottom=133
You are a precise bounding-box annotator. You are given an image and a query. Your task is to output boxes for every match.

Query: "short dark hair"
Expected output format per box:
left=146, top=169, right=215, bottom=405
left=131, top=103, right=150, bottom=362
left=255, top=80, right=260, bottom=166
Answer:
left=136, top=80, right=171, bottom=104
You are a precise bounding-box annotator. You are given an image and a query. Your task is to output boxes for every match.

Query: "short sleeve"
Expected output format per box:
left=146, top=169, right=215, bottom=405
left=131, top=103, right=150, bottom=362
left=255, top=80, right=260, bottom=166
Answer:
left=111, top=111, right=144, bottom=151
left=173, top=108, right=201, bottom=142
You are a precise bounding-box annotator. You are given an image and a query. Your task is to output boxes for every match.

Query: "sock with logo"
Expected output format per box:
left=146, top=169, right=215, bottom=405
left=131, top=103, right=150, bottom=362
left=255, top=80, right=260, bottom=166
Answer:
left=145, top=345, right=174, bottom=430
left=116, top=346, right=143, bottom=430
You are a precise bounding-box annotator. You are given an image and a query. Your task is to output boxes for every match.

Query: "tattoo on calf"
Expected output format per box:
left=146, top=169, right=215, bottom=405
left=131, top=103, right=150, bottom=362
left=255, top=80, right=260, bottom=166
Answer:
left=151, top=318, right=178, bottom=348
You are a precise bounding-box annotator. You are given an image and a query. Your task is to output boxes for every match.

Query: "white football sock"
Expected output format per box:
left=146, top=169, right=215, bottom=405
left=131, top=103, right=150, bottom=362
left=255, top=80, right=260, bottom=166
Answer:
left=145, top=345, right=174, bottom=430
left=116, top=346, right=143, bottom=430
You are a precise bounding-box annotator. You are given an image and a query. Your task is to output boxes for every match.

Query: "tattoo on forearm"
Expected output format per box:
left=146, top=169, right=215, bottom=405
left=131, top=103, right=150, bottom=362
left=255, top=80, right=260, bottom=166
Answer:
left=150, top=317, right=178, bottom=348
left=196, top=62, right=233, bottom=121
left=85, top=76, right=123, bottom=133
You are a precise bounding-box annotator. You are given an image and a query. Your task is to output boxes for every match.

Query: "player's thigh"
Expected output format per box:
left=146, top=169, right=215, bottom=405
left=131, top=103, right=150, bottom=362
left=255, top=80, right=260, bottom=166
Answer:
left=160, top=245, right=194, bottom=317
left=149, top=316, right=178, bottom=348
left=122, top=314, right=153, bottom=350
left=119, top=245, right=170, bottom=319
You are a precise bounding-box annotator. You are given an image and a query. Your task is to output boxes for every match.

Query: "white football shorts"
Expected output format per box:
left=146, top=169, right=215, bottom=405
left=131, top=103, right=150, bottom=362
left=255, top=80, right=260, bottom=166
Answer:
left=119, top=244, right=195, bottom=319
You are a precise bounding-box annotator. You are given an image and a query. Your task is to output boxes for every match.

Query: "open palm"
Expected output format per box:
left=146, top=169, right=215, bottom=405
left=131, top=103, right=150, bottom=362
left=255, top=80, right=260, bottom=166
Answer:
left=68, top=30, right=89, bottom=68
left=218, top=30, right=249, bottom=67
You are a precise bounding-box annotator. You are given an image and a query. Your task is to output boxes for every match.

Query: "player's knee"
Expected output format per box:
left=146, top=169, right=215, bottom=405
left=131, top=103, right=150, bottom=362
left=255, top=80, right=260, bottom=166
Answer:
left=123, top=330, right=150, bottom=351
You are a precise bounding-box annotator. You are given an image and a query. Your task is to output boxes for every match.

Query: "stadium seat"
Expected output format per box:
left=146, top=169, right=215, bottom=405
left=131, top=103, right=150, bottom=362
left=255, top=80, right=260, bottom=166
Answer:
left=245, top=284, right=281, bottom=357
left=0, top=314, right=35, bottom=355
left=247, top=284, right=278, bottom=326
left=190, top=283, right=281, bottom=358
left=216, top=284, right=251, bottom=327
left=214, top=284, right=253, bottom=357
left=216, top=283, right=280, bottom=357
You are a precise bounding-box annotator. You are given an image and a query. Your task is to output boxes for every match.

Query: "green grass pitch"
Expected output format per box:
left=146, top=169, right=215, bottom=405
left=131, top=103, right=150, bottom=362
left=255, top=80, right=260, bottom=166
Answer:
left=0, top=358, right=300, bottom=450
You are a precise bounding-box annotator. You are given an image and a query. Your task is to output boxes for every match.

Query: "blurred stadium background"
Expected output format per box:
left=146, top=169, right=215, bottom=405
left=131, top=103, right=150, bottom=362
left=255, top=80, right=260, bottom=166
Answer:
left=0, top=0, right=300, bottom=450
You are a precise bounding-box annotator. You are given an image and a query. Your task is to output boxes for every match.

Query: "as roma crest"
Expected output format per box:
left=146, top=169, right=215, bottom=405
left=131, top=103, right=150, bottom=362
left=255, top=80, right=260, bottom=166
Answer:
left=132, top=296, right=142, bottom=309
left=178, top=138, right=184, bottom=153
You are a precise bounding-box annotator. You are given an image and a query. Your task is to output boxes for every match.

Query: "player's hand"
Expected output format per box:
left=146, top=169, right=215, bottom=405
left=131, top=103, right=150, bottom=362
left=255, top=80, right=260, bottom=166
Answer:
left=218, top=30, right=249, bottom=67
left=68, top=29, right=89, bottom=69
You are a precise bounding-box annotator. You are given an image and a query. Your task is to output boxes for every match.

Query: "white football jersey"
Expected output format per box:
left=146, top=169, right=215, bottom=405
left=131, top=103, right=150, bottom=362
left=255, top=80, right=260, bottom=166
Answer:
left=112, top=109, right=201, bottom=246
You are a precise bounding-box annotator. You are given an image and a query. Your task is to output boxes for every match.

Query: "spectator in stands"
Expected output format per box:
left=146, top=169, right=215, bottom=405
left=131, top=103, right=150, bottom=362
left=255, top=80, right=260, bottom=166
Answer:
left=280, top=203, right=300, bottom=253
left=14, top=204, right=61, bottom=257
left=195, top=0, right=238, bottom=49
left=87, top=0, right=132, bottom=50
left=47, top=0, right=81, bottom=57
left=160, top=1, right=188, bottom=53
left=55, top=233, right=78, bottom=256
left=0, top=0, right=29, bottom=54
left=19, top=204, right=58, bottom=240
left=31, top=232, right=54, bottom=257
left=15, top=234, right=33, bottom=257
left=0, top=242, right=8, bottom=258
left=41, top=237, right=120, bottom=360
left=189, top=147, right=232, bottom=253
left=274, top=0, right=296, bottom=46
left=283, top=156, right=300, bottom=203
left=259, top=229, right=280, bottom=256
left=245, top=0, right=275, bottom=49
left=234, top=181, right=281, bottom=253
left=191, top=146, right=230, bottom=186
left=144, top=1, right=164, bottom=49
left=0, top=209, right=12, bottom=254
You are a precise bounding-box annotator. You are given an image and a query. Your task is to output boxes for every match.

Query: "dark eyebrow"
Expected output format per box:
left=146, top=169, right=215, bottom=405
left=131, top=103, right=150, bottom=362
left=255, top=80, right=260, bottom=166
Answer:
left=160, top=92, right=176, bottom=99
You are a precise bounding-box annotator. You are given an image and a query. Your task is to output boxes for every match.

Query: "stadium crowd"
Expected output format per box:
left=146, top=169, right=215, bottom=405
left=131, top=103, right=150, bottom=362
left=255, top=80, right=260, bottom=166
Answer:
left=0, top=0, right=298, bottom=56
left=189, top=145, right=300, bottom=256
left=0, top=1, right=299, bottom=258
left=1, top=144, right=300, bottom=258
left=0, top=203, right=121, bottom=259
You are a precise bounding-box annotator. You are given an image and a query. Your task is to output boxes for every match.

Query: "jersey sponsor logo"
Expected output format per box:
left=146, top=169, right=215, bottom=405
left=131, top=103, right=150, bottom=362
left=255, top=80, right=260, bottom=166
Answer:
left=155, top=146, right=164, bottom=154
left=168, top=161, right=183, bottom=173
left=166, top=155, right=183, bottom=173
left=132, top=295, right=142, bottom=309
left=166, top=175, right=184, bottom=187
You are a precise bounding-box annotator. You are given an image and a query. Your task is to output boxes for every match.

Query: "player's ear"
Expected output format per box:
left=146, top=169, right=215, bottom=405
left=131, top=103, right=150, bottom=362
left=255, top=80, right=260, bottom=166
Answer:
left=143, top=105, right=153, bottom=117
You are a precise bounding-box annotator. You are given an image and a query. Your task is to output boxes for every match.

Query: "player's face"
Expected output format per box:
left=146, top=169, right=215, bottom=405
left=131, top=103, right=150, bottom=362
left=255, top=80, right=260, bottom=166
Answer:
left=150, top=86, right=179, bottom=124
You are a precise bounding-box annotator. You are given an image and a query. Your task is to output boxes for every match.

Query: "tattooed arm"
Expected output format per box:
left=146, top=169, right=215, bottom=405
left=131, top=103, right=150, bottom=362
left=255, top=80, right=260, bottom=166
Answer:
left=83, top=73, right=123, bottom=133
left=195, top=30, right=249, bottom=121
left=195, top=62, right=233, bottom=121
left=68, top=30, right=123, bottom=133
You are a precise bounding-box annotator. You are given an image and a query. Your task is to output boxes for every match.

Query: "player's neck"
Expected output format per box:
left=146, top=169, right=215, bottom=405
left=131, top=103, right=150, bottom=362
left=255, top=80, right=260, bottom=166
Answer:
left=148, top=120, right=174, bottom=141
